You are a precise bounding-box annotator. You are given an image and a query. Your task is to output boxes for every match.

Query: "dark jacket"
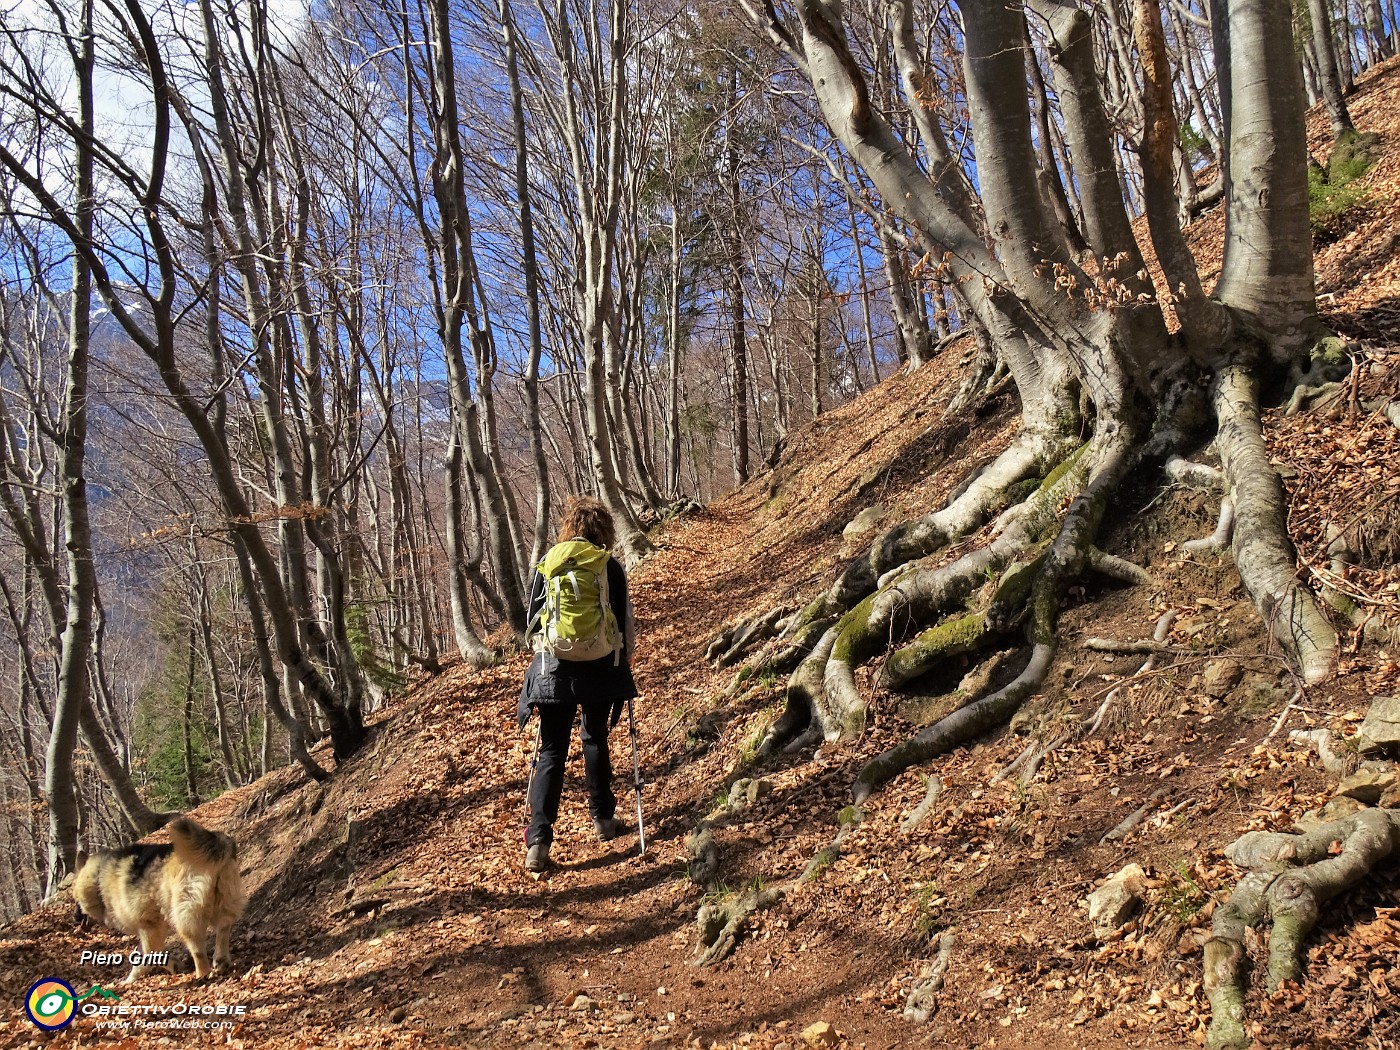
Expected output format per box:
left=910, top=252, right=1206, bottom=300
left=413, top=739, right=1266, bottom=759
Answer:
left=517, top=553, right=637, bottom=728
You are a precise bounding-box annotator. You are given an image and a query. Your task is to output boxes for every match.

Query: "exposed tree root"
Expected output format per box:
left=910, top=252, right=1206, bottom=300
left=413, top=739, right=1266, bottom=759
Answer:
left=695, top=885, right=786, bottom=968
left=853, top=643, right=1056, bottom=804
left=759, top=624, right=841, bottom=754
left=851, top=428, right=1142, bottom=802
left=1164, top=456, right=1224, bottom=491
left=780, top=427, right=1080, bottom=644
left=1282, top=379, right=1345, bottom=416
left=1082, top=637, right=1168, bottom=654
left=817, top=440, right=1099, bottom=748
left=1185, top=497, right=1235, bottom=553
left=1383, top=400, right=1400, bottom=432
left=1086, top=547, right=1153, bottom=585
left=1205, top=808, right=1400, bottom=1050
left=693, top=806, right=864, bottom=967
left=903, top=931, right=957, bottom=1022
left=1081, top=610, right=1177, bottom=740
left=1313, top=523, right=1400, bottom=645
left=718, top=614, right=836, bottom=702
left=1214, top=366, right=1337, bottom=684
left=706, top=606, right=794, bottom=667
left=797, top=804, right=862, bottom=885
left=899, top=775, right=944, bottom=833
left=1287, top=728, right=1352, bottom=776
left=685, top=825, right=720, bottom=886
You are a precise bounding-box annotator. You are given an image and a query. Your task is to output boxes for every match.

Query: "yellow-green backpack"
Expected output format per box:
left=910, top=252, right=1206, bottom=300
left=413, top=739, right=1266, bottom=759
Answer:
left=531, top=540, right=623, bottom=663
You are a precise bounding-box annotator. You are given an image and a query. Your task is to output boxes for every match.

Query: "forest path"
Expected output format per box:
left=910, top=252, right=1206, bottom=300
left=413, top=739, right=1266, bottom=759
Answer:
left=5, top=57, right=1400, bottom=1050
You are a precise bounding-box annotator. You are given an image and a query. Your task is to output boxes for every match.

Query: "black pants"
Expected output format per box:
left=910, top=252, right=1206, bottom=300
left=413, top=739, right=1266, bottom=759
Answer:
left=526, top=699, right=616, bottom=848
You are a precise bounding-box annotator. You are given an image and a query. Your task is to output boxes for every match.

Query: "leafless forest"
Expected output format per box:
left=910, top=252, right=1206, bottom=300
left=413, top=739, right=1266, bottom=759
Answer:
left=0, top=0, right=1392, bottom=937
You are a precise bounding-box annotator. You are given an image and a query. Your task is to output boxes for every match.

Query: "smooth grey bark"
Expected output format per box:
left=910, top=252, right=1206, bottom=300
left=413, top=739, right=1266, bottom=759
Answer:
left=1030, top=2, right=1152, bottom=279
left=841, top=168, right=882, bottom=383
left=44, top=0, right=97, bottom=893
left=802, top=225, right=826, bottom=418
left=78, top=694, right=169, bottom=837
left=540, top=0, right=652, bottom=564
left=1212, top=0, right=1329, bottom=360
left=442, top=422, right=499, bottom=666
left=666, top=203, right=685, bottom=497
left=1023, top=22, right=1089, bottom=255
left=182, top=625, right=199, bottom=804
left=876, top=225, right=930, bottom=368
left=190, top=556, right=239, bottom=789
left=424, top=0, right=528, bottom=633
left=723, top=63, right=751, bottom=485
left=1307, top=0, right=1356, bottom=137
left=231, top=539, right=328, bottom=782
left=500, top=0, right=553, bottom=569
left=1361, top=0, right=1391, bottom=61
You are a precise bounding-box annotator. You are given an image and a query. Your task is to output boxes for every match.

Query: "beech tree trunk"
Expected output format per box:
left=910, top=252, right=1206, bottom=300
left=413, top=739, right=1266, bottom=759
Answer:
left=1307, top=0, right=1356, bottom=137
left=45, top=0, right=97, bottom=890
left=734, top=0, right=1337, bottom=784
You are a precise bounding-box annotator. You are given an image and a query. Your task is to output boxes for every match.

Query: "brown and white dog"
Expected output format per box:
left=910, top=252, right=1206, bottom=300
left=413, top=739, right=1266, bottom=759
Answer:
left=72, top=816, right=246, bottom=982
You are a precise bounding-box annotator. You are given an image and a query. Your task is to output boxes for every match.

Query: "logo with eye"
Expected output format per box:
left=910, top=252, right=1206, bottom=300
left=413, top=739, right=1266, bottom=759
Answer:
left=25, top=978, right=77, bottom=1030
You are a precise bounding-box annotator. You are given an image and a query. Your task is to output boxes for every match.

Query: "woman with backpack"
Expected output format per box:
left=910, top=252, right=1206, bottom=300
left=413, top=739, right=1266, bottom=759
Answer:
left=517, top=496, right=637, bottom=872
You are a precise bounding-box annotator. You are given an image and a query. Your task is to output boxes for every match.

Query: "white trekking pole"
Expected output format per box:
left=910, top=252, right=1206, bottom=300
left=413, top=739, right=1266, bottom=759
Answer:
left=626, top=696, right=646, bottom=855
left=522, top=716, right=542, bottom=844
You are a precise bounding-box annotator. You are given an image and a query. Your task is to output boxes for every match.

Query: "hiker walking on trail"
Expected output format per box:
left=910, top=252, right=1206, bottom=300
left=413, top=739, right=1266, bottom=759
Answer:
left=518, top=496, right=637, bottom=872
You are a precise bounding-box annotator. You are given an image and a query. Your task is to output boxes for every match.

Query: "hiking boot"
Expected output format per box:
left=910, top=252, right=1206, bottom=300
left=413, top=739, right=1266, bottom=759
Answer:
left=525, top=842, right=551, bottom=872
left=594, top=817, right=627, bottom=842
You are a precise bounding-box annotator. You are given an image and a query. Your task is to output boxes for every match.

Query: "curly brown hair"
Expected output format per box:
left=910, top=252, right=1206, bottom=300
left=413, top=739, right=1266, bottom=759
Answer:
left=557, top=496, right=615, bottom=550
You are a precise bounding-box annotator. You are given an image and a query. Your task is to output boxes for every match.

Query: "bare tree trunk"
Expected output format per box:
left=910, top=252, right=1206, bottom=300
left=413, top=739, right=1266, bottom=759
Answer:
left=500, top=0, right=553, bottom=567
left=191, top=558, right=239, bottom=789
left=232, top=539, right=328, bottom=782
left=78, top=699, right=169, bottom=836
left=724, top=66, right=751, bottom=485
left=442, top=422, right=498, bottom=665
left=182, top=625, right=199, bottom=805
left=546, top=0, right=653, bottom=562
left=45, top=0, right=98, bottom=892
left=1362, top=0, right=1392, bottom=62
left=804, top=229, right=826, bottom=418
left=1025, top=23, right=1089, bottom=254
left=1213, top=0, right=1329, bottom=358
left=841, top=170, right=881, bottom=384
left=0, top=774, right=33, bottom=916
left=877, top=226, right=929, bottom=368
left=666, top=204, right=685, bottom=497
left=424, top=0, right=528, bottom=628
left=1308, top=0, right=1356, bottom=137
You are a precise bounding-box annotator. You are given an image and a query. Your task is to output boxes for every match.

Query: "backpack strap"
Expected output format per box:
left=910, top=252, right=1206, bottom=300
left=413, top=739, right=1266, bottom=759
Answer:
left=597, top=556, right=620, bottom=666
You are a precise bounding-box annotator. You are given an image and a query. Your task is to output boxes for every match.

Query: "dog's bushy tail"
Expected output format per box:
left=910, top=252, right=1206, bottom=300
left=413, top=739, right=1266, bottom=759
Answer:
left=169, top=816, right=237, bottom=867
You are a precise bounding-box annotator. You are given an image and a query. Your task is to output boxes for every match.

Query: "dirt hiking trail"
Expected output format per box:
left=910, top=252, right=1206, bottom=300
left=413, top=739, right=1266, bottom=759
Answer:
left=5, top=57, right=1400, bottom=1050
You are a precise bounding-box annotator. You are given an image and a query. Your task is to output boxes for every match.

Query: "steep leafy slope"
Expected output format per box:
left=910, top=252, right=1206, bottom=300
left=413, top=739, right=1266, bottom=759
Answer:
left=3, top=57, right=1400, bottom=1050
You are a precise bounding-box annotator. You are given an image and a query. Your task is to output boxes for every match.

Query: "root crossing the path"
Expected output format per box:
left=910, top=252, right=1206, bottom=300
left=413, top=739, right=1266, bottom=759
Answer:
left=1204, top=808, right=1400, bottom=1050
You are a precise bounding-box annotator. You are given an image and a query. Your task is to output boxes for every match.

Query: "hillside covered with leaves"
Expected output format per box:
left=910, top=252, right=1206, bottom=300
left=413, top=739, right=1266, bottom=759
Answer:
left=2, top=51, right=1400, bottom=1050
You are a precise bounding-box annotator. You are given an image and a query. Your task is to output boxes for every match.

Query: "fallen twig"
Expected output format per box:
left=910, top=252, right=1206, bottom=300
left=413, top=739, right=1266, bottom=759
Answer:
left=1100, top=787, right=1171, bottom=844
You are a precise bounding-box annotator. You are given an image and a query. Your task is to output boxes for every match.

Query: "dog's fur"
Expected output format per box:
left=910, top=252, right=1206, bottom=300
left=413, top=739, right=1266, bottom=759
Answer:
left=72, top=816, right=246, bottom=982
